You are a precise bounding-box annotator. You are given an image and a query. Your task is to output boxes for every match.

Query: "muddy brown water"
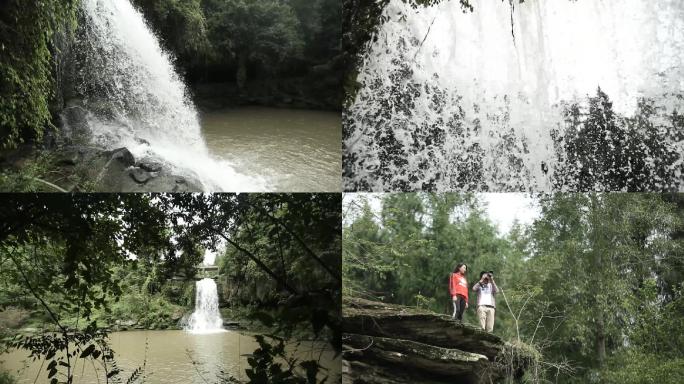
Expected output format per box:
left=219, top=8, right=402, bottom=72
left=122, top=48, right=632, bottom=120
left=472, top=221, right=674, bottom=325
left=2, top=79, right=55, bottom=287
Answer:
left=200, top=107, right=341, bottom=192
left=0, top=330, right=338, bottom=383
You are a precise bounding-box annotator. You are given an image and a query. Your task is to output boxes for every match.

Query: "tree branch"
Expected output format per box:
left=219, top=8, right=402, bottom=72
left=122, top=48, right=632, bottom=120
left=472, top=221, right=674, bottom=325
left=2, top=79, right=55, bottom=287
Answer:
left=216, top=231, right=299, bottom=295
left=247, top=201, right=341, bottom=282
left=5, top=245, right=67, bottom=333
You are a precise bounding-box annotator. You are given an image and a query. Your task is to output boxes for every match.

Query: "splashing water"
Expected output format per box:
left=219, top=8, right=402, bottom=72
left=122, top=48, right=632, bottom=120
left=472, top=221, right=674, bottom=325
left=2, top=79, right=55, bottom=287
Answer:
left=185, top=278, right=225, bottom=334
left=74, top=0, right=266, bottom=191
left=344, top=0, right=684, bottom=191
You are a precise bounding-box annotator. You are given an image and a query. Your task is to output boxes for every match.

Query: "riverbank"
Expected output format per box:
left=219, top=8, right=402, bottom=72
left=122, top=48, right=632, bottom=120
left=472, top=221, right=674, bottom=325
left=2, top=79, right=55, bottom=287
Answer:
left=0, top=303, right=325, bottom=340
left=192, top=77, right=342, bottom=112
left=0, top=145, right=204, bottom=193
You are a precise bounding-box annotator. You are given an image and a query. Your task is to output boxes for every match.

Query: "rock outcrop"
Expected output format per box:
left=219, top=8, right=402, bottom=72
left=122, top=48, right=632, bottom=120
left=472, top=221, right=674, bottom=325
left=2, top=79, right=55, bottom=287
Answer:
left=48, top=145, right=203, bottom=192
left=48, top=100, right=204, bottom=192
left=342, top=298, right=534, bottom=384
left=0, top=98, right=204, bottom=192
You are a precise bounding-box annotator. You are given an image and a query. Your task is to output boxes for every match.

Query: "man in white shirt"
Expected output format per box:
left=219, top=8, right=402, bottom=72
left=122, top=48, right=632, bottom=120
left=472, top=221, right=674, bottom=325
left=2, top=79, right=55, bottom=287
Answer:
left=473, top=271, right=498, bottom=332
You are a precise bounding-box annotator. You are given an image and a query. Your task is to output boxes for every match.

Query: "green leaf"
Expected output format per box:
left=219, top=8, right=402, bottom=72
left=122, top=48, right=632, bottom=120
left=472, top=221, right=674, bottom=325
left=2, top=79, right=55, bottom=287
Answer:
left=80, top=344, right=96, bottom=358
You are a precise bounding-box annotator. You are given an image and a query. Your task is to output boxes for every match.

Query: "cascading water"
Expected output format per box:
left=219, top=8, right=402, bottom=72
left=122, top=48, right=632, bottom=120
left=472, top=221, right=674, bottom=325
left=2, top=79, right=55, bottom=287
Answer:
left=185, top=278, right=225, bottom=334
left=344, top=0, right=684, bottom=191
left=73, top=0, right=266, bottom=191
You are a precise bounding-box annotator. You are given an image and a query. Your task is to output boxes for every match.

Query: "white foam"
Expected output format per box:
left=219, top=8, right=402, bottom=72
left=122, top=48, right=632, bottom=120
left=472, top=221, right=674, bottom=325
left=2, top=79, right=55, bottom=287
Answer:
left=345, top=0, right=684, bottom=191
left=185, top=278, right=225, bottom=334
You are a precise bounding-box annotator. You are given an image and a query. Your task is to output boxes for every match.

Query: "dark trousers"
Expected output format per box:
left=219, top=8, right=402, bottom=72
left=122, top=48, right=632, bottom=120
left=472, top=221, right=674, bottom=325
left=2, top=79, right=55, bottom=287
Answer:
left=452, top=295, right=466, bottom=320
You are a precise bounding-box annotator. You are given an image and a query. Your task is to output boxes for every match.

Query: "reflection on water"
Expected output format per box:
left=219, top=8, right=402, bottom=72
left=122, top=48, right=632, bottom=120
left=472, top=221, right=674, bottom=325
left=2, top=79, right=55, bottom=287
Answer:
left=0, top=330, right=338, bottom=384
left=201, top=107, right=341, bottom=192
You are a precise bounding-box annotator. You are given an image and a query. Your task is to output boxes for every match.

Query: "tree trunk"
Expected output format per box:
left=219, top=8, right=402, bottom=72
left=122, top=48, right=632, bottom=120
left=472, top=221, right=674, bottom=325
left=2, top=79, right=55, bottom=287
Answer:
left=589, top=195, right=607, bottom=367
left=596, top=310, right=606, bottom=366
left=236, top=52, right=247, bottom=93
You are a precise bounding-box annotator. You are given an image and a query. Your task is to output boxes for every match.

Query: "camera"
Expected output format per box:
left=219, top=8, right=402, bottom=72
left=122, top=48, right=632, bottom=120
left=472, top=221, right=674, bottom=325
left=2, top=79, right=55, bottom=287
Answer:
left=487, top=271, right=494, bottom=278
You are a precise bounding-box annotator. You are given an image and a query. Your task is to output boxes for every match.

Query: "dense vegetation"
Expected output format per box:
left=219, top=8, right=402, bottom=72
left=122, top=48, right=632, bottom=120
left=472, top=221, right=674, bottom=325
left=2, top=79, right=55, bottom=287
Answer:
left=0, top=0, right=78, bottom=149
left=553, top=89, right=684, bottom=191
left=134, top=0, right=342, bottom=108
left=0, top=193, right=341, bottom=383
left=343, top=193, right=684, bottom=383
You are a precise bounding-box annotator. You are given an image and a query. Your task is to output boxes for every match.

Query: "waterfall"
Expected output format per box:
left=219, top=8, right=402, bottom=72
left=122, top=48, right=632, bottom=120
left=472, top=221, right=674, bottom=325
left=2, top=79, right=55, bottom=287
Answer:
left=344, top=0, right=684, bottom=191
left=186, top=278, right=225, bottom=334
left=74, top=0, right=266, bottom=191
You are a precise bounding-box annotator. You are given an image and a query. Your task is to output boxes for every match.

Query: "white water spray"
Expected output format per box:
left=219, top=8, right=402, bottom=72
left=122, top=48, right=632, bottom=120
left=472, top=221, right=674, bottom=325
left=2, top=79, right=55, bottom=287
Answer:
left=185, top=278, right=225, bottom=334
left=345, top=0, right=684, bottom=191
left=75, top=0, right=266, bottom=191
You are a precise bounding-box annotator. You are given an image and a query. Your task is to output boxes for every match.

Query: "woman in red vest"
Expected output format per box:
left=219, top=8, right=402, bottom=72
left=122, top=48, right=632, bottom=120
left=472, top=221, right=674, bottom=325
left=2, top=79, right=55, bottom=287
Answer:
left=449, top=263, right=469, bottom=321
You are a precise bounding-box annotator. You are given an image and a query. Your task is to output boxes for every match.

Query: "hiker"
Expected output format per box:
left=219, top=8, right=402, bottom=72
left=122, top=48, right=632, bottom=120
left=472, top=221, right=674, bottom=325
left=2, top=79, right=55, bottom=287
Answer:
left=449, top=263, right=469, bottom=321
left=473, top=271, right=498, bottom=332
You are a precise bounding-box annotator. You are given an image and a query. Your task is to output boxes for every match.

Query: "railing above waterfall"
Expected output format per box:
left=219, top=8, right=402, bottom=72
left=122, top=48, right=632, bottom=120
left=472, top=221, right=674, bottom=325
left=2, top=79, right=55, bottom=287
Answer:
left=197, top=265, right=220, bottom=280
left=169, top=265, right=221, bottom=281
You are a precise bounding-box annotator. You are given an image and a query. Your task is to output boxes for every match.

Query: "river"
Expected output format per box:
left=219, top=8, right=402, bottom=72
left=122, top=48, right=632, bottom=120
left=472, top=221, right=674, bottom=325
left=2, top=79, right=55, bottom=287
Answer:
left=201, top=107, right=341, bottom=192
left=0, top=330, right=339, bottom=383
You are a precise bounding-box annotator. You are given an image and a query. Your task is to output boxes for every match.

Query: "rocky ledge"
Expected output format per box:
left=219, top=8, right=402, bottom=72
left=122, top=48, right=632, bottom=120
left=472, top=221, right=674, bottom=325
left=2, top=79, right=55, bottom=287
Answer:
left=0, top=99, right=205, bottom=192
left=0, top=144, right=203, bottom=192
left=53, top=145, right=203, bottom=192
left=342, top=298, right=535, bottom=384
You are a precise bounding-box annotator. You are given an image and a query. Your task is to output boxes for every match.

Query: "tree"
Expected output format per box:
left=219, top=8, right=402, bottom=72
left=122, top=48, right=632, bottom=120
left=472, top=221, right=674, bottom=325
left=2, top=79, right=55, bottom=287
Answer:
left=343, top=193, right=684, bottom=383
left=131, top=0, right=210, bottom=69
left=343, top=197, right=395, bottom=298
left=204, top=0, right=304, bottom=90
left=343, top=193, right=508, bottom=316
left=555, top=90, right=682, bottom=191
left=164, top=193, right=342, bottom=353
left=522, top=194, right=682, bottom=378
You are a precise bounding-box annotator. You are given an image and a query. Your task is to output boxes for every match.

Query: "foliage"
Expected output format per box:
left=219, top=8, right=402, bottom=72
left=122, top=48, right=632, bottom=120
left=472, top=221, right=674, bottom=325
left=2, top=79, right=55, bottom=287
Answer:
left=0, top=0, right=78, bottom=149
left=553, top=90, right=684, bottom=191
left=602, top=352, right=684, bottom=384
left=1, top=0, right=340, bottom=152
left=0, top=194, right=185, bottom=382
left=0, top=151, right=95, bottom=192
left=343, top=193, right=508, bottom=321
left=0, top=371, right=16, bottom=384
left=0, top=153, right=57, bottom=192
left=204, top=0, right=304, bottom=89
left=174, top=194, right=343, bottom=350
left=131, top=0, right=210, bottom=68
left=107, top=292, right=184, bottom=330
left=241, top=335, right=327, bottom=384
left=135, top=0, right=340, bottom=104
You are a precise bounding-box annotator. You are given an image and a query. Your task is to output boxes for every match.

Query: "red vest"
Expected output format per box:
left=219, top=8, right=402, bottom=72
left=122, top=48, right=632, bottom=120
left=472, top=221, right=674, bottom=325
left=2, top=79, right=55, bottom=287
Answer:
left=449, top=272, right=468, bottom=301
